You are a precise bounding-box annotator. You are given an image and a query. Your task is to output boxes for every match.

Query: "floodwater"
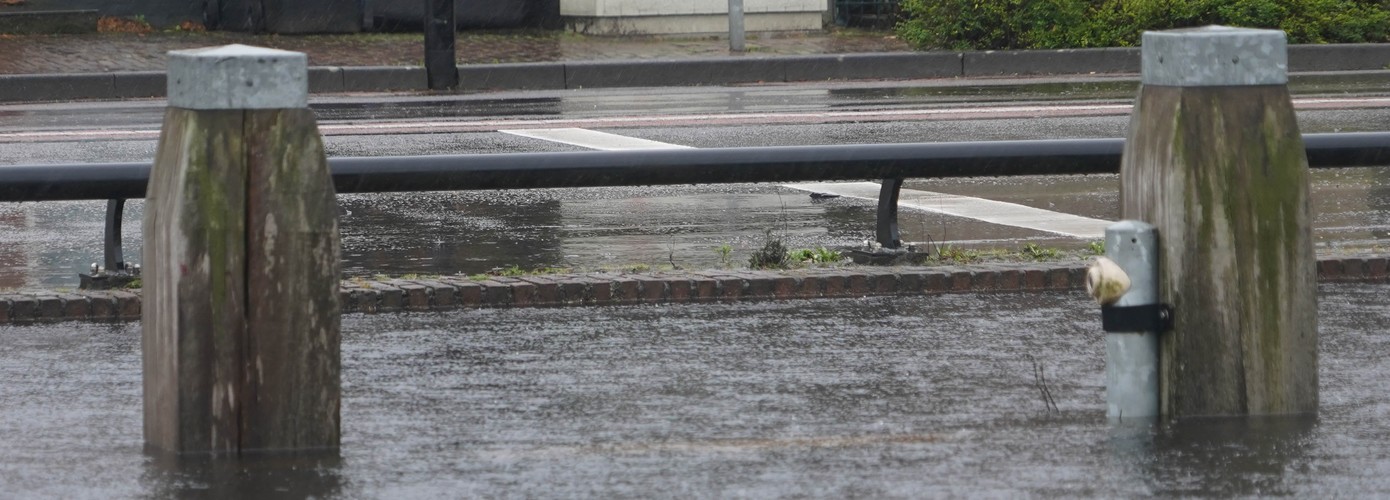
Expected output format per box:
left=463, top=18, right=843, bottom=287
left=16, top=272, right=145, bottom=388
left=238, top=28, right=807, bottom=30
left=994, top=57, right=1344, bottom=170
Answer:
left=1, top=285, right=1388, bottom=497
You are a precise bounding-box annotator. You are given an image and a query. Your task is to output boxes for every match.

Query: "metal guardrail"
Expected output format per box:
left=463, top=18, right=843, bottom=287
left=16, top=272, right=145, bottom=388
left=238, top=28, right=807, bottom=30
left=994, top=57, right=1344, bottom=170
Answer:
left=0, top=138, right=1118, bottom=202
left=2, top=132, right=1389, bottom=276
left=4, top=132, right=1390, bottom=202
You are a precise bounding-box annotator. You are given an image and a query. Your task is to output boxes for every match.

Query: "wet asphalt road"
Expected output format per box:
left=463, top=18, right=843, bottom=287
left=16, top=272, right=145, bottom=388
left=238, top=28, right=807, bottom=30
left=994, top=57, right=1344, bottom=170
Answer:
left=1, top=285, right=1388, bottom=497
left=0, top=77, right=1388, bottom=289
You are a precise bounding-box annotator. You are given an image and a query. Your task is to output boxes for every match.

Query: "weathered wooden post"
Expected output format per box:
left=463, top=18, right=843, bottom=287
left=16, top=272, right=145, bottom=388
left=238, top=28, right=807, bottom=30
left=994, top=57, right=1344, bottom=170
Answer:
left=143, top=44, right=341, bottom=453
left=1121, top=26, right=1317, bottom=416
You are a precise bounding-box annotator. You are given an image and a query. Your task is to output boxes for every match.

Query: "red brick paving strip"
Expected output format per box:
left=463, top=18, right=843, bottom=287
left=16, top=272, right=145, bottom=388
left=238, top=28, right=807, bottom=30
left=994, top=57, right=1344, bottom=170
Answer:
left=3, top=257, right=1389, bottom=323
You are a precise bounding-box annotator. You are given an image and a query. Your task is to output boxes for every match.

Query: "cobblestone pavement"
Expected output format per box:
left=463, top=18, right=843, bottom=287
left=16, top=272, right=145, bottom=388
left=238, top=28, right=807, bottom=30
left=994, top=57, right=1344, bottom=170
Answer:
left=0, top=30, right=911, bottom=74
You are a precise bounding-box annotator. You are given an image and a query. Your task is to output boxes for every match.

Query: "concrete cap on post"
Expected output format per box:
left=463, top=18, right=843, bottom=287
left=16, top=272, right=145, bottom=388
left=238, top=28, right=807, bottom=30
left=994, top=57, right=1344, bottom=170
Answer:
left=167, top=44, right=308, bottom=110
left=1141, top=25, right=1287, bottom=87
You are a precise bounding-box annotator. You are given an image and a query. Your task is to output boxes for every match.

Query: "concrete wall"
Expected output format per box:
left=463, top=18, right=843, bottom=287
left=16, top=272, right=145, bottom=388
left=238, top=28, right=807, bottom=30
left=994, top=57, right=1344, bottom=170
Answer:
left=212, top=0, right=362, bottom=33
left=0, top=0, right=200, bottom=29
left=562, top=0, right=824, bottom=35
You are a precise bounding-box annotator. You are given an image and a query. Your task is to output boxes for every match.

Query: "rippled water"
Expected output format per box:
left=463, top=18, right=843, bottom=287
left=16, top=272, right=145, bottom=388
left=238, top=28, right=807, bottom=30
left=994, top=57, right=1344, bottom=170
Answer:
left=1, top=286, right=1388, bottom=497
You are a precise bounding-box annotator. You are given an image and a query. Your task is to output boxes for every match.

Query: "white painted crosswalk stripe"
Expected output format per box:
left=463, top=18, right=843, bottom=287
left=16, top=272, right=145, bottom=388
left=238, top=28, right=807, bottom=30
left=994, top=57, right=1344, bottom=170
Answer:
left=500, top=128, right=694, bottom=150
left=501, top=127, right=1110, bottom=239
left=782, top=182, right=1110, bottom=239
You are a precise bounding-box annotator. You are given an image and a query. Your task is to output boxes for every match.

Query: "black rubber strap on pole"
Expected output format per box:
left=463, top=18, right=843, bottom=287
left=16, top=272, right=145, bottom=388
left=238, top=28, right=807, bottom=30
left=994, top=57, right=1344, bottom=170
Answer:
left=1101, top=304, right=1173, bottom=333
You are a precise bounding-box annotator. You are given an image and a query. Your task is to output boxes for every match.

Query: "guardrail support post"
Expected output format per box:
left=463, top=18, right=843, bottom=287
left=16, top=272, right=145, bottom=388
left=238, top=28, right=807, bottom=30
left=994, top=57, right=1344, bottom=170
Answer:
left=79, top=198, right=140, bottom=289
left=104, top=198, right=126, bottom=272
left=143, top=45, right=341, bottom=454
left=875, top=177, right=903, bottom=249
left=1121, top=26, right=1316, bottom=416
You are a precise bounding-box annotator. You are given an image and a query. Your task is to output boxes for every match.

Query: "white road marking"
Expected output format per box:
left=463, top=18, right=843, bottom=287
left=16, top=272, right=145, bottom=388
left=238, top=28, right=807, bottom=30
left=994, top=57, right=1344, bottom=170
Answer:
left=504, top=127, right=1112, bottom=239
left=3, top=95, right=1385, bottom=142
left=500, top=128, right=693, bottom=150
left=782, top=182, right=1111, bottom=239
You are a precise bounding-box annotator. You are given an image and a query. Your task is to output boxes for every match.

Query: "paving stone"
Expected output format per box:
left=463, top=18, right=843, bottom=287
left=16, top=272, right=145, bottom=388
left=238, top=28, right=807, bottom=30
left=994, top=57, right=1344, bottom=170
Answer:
left=60, top=294, right=91, bottom=319
left=665, top=277, right=693, bottom=303
left=1319, top=259, right=1345, bottom=281
left=35, top=296, right=63, bottom=320
left=519, top=277, right=559, bottom=306
left=88, top=292, right=118, bottom=319
left=110, top=291, right=140, bottom=319
left=399, top=284, right=430, bottom=311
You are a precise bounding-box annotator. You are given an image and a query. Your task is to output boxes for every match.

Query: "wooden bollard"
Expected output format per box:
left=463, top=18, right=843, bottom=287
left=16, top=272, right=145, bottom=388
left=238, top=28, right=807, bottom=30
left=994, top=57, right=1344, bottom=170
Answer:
left=143, top=45, right=341, bottom=453
left=1121, top=27, right=1316, bottom=416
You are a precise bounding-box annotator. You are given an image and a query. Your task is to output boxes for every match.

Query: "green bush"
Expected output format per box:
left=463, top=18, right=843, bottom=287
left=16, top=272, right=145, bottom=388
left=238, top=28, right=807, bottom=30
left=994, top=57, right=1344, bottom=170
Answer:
left=897, top=0, right=1390, bottom=50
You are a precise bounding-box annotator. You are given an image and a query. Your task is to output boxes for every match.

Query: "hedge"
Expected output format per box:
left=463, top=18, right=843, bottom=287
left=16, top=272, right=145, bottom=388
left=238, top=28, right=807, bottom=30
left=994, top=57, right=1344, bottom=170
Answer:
left=896, top=0, right=1390, bottom=50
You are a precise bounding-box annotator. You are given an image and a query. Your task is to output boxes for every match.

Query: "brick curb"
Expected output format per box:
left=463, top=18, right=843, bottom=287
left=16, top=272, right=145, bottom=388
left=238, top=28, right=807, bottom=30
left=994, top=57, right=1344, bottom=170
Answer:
left=2, top=256, right=1387, bottom=324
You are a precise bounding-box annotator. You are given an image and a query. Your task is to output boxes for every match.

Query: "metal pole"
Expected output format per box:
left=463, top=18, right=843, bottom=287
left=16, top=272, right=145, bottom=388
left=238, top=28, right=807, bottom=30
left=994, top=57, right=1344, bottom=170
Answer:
left=728, top=0, right=745, bottom=52
left=1102, top=220, right=1161, bottom=420
left=424, top=0, right=458, bottom=89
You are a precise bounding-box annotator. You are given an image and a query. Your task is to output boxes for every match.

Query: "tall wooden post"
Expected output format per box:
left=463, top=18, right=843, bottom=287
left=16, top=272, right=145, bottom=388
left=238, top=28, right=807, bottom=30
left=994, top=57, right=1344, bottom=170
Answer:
left=1121, top=27, right=1317, bottom=416
left=143, top=44, right=341, bottom=454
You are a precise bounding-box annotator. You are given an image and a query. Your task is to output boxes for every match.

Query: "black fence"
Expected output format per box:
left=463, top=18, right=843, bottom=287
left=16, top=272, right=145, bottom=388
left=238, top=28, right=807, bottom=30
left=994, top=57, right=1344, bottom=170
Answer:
left=834, top=0, right=899, bottom=29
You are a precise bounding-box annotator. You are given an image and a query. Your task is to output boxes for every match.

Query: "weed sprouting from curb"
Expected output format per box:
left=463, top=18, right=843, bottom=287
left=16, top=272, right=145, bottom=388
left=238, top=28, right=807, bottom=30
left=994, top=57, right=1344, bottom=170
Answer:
left=668, top=235, right=681, bottom=270
left=749, top=229, right=791, bottom=269
left=789, top=247, right=844, bottom=265
left=1021, top=243, right=1061, bottom=261
left=716, top=243, right=734, bottom=268
left=934, top=244, right=981, bottom=264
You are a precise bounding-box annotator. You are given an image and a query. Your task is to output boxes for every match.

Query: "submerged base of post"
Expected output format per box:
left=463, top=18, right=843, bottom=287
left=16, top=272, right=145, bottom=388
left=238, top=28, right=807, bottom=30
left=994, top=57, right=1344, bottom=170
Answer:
left=1107, top=332, right=1159, bottom=419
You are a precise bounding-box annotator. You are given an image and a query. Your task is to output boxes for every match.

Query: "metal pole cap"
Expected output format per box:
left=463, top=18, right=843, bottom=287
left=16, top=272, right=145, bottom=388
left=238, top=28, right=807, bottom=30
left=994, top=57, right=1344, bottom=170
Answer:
left=167, top=44, right=308, bottom=110
left=1142, top=25, right=1287, bottom=87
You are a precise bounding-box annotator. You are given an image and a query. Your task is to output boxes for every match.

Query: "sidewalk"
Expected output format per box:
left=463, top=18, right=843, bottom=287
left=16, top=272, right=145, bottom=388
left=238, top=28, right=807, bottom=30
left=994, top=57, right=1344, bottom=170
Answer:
left=1, top=29, right=1389, bottom=102
left=0, top=29, right=912, bottom=74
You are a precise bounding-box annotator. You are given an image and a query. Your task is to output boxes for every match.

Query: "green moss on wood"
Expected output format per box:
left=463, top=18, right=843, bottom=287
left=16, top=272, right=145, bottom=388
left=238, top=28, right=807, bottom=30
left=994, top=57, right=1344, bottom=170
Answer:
left=1123, top=85, right=1316, bottom=417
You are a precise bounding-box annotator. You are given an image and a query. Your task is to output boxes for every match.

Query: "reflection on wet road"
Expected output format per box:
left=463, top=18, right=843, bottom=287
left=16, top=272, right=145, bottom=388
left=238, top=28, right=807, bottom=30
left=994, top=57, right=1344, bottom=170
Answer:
left=2, top=286, right=1389, bottom=496
left=6, top=165, right=1390, bottom=289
